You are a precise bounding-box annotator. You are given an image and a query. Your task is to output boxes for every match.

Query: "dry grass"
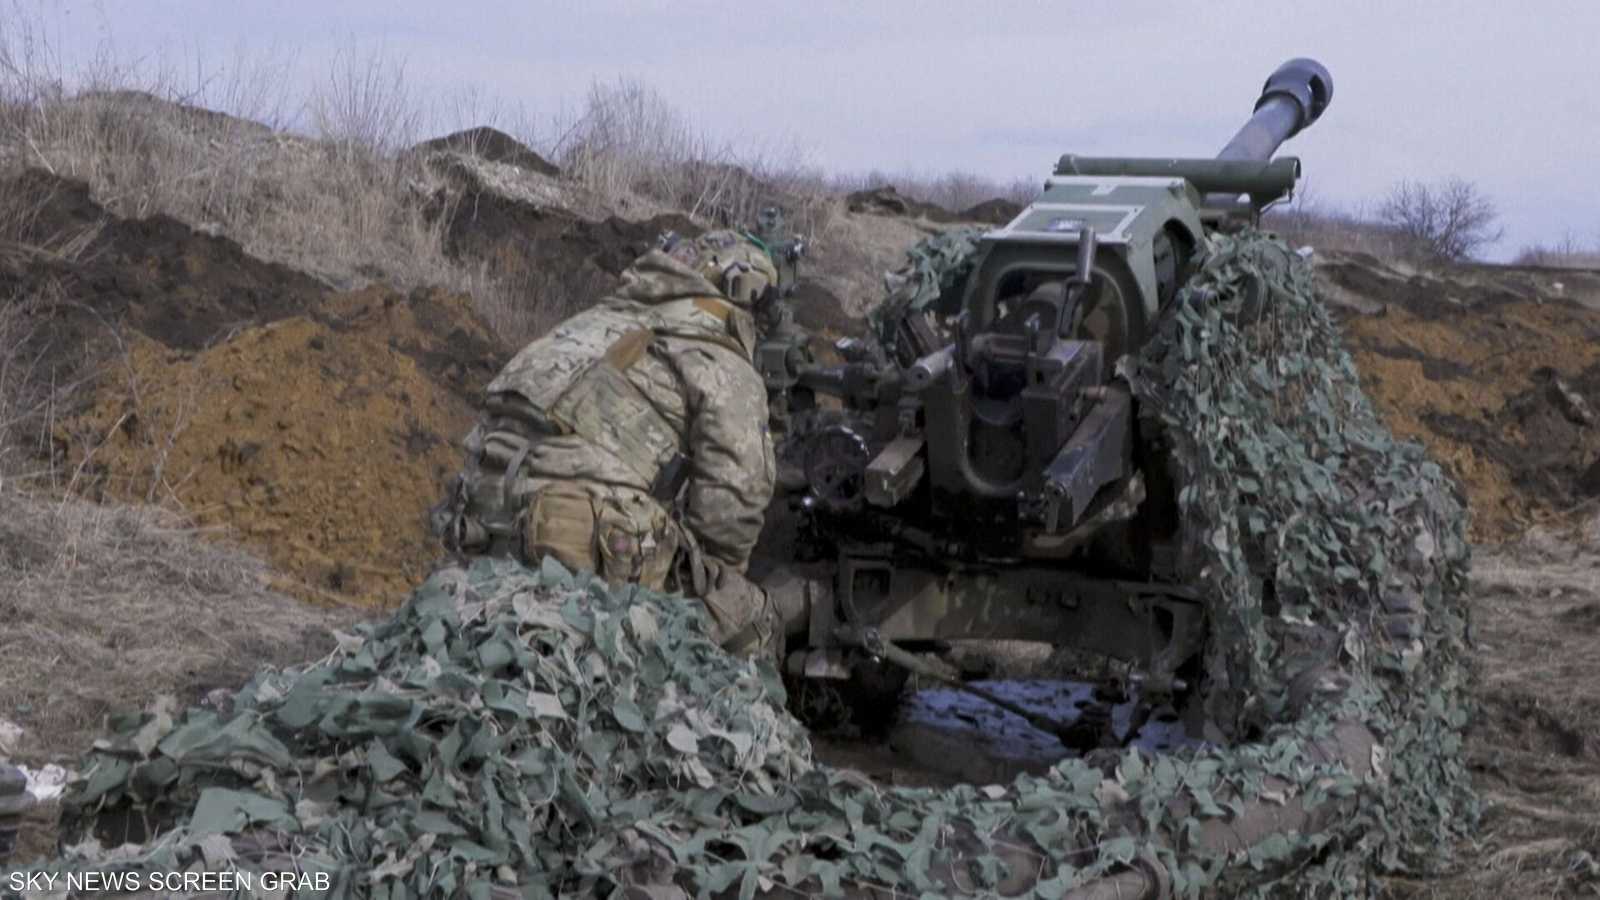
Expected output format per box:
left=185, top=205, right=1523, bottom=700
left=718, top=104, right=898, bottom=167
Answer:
left=550, top=79, right=837, bottom=239
left=0, top=483, right=358, bottom=861
left=0, top=485, right=355, bottom=763
left=1263, top=183, right=1425, bottom=261
left=0, top=7, right=1043, bottom=348
left=464, top=253, right=616, bottom=347
left=1380, top=526, right=1600, bottom=898
left=0, top=25, right=866, bottom=344
left=0, top=292, right=51, bottom=477
left=1514, top=232, right=1600, bottom=269
left=833, top=168, right=1043, bottom=213
left=801, top=204, right=951, bottom=316
left=0, top=8, right=483, bottom=312
left=0, top=86, right=460, bottom=293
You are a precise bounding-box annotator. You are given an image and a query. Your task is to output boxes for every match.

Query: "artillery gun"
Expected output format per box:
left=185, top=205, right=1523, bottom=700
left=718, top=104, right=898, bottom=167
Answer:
left=759, top=59, right=1333, bottom=740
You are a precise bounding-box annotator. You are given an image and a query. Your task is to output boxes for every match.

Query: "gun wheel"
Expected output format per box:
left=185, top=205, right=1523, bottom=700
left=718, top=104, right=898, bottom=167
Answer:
left=803, top=425, right=871, bottom=512
left=783, top=659, right=911, bottom=737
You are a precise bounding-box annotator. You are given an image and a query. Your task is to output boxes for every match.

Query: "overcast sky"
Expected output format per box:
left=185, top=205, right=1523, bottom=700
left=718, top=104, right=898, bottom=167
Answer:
left=27, top=0, right=1600, bottom=259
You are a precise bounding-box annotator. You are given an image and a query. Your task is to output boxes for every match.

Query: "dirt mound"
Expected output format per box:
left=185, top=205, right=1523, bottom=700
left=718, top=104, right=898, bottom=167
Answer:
left=412, top=127, right=559, bottom=176
left=0, top=172, right=506, bottom=608
left=321, top=285, right=502, bottom=401
left=430, top=157, right=703, bottom=324
left=785, top=279, right=854, bottom=337
left=846, top=185, right=957, bottom=222
left=1325, top=252, right=1600, bottom=540
left=0, top=170, right=329, bottom=363
left=0, top=171, right=508, bottom=607
left=959, top=197, right=1024, bottom=225
left=60, top=286, right=492, bottom=608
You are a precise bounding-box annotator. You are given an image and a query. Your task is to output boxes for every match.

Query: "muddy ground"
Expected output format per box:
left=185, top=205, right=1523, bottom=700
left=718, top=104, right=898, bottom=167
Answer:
left=1386, top=530, right=1600, bottom=897
left=788, top=532, right=1600, bottom=897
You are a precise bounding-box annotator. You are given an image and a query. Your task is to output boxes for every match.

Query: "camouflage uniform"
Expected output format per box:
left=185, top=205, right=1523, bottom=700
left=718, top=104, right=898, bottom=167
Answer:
left=439, top=231, right=783, bottom=655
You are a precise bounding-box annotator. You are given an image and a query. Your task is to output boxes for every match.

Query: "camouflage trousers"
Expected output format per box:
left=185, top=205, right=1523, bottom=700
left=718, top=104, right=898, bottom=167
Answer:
left=520, top=480, right=779, bottom=660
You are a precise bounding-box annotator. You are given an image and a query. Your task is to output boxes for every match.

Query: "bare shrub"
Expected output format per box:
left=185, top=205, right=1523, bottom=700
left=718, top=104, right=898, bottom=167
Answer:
left=1513, top=231, right=1600, bottom=269
left=1003, top=175, right=1046, bottom=207
left=1263, top=180, right=1417, bottom=258
left=464, top=253, right=616, bottom=348
left=833, top=168, right=1042, bottom=214
left=917, top=171, right=1033, bottom=212
left=552, top=79, right=697, bottom=204
left=550, top=79, right=835, bottom=237
left=4, top=6, right=1034, bottom=350
left=1377, top=177, right=1505, bottom=262
left=307, top=41, right=421, bottom=155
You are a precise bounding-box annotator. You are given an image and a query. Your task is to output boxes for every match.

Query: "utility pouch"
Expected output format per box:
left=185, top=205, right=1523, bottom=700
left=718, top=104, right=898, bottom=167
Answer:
left=524, top=485, right=600, bottom=577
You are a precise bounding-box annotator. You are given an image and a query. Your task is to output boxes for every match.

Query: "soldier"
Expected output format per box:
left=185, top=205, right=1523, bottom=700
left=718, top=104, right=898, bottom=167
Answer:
left=435, top=230, right=797, bottom=658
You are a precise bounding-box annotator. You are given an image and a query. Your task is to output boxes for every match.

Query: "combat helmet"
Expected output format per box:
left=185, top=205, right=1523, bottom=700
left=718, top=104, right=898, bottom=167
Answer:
left=662, top=230, right=780, bottom=308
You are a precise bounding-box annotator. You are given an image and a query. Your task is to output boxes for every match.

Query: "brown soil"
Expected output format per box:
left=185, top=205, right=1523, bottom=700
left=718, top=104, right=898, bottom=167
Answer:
left=1326, top=254, right=1600, bottom=541
left=1, top=170, right=505, bottom=609
left=412, top=127, right=561, bottom=176
left=960, top=197, right=1024, bottom=225
left=0, top=169, right=330, bottom=374
left=846, top=185, right=958, bottom=222
left=440, top=179, right=703, bottom=287
left=59, top=289, right=487, bottom=608
left=429, top=153, right=704, bottom=325
left=786, top=279, right=854, bottom=338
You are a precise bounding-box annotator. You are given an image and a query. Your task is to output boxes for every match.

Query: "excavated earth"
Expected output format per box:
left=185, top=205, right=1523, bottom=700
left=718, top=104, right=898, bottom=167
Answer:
left=1321, top=251, right=1600, bottom=541
left=0, top=170, right=509, bottom=608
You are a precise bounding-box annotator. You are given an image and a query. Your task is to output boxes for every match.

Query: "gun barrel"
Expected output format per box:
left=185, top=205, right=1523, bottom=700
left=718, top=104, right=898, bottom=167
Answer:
left=907, top=346, right=955, bottom=391
left=1216, top=58, right=1333, bottom=163
left=1055, top=156, right=1300, bottom=202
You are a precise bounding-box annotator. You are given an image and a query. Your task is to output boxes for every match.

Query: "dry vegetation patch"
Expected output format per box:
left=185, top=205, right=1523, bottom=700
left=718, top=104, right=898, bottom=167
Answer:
left=4, top=89, right=460, bottom=294
left=1384, top=528, right=1600, bottom=898
left=0, top=484, right=359, bottom=860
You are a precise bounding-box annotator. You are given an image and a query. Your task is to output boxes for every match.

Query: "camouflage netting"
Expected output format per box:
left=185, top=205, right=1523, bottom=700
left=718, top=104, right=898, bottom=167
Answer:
left=17, top=230, right=1473, bottom=899
left=868, top=225, right=986, bottom=356
left=1118, top=230, right=1477, bottom=892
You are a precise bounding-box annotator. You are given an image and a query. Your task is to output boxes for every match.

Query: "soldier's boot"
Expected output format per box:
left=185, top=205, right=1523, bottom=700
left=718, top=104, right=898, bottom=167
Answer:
left=761, top=568, right=818, bottom=643
left=711, top=569, right=824, bottom=667
left=0, top=764, right=31, bottom=863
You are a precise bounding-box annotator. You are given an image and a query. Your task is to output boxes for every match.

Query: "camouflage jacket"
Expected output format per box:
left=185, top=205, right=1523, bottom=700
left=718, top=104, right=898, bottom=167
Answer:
left=480, top=250, right=775, bottom=570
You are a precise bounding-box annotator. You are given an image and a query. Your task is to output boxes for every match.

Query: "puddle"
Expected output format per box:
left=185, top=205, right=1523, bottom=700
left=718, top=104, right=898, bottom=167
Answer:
left=884, top=679, right=1207, bottom=783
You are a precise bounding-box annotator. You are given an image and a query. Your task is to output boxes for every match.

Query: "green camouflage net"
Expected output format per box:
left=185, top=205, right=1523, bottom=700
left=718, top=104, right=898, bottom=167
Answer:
left=868, top=226, right=986, bottom=355
left=20, top=230, right=1473, bottom=899
left=1119, top=229, right=1476, bottom=892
